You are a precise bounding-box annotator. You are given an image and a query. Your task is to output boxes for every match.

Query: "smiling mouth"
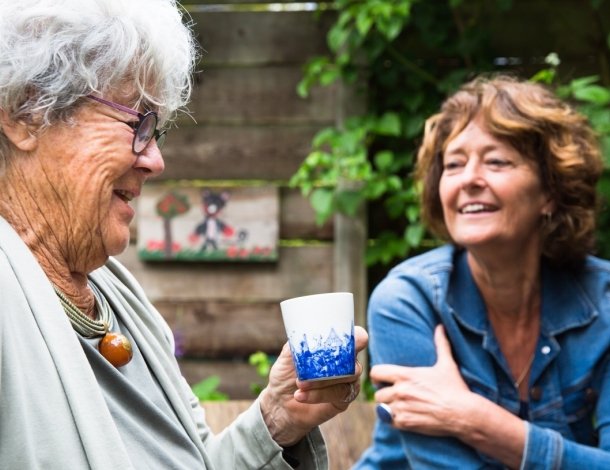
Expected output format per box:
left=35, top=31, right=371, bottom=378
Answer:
left=459, top=203, right=496, bottom=214
left=114, top=190, right=135, bottom=202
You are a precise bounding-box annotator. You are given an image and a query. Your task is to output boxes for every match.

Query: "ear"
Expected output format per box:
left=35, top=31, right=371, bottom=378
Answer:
left=541, top=194, right=556, bottom=217
left=0, top=109, right=38, bottom=151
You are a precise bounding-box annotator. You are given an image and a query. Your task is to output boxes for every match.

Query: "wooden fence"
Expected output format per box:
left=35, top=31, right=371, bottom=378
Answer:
left=117, top=0, right=368, bottom=399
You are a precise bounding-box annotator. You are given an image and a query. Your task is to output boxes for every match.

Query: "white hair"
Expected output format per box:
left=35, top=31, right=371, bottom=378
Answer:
left=0, top=0, right=197, bottom=133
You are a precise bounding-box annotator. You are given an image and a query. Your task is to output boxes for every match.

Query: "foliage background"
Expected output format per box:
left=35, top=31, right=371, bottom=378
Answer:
left=292, top=0, right=610, bottom=289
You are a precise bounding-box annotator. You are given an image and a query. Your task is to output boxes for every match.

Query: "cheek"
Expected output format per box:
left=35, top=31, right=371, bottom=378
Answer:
left=438, top=177, right=454, bottom=208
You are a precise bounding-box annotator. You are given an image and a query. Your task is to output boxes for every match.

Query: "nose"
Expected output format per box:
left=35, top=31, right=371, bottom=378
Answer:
left=134, top=141, right=165, bottom=178
left=460, top=159, right=485, bottom=189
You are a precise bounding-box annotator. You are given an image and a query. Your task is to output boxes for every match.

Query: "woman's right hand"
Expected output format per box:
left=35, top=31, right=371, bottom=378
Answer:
left=371, top=325, right=472, bottom=437
left=373, top=325, right=526, bottom=469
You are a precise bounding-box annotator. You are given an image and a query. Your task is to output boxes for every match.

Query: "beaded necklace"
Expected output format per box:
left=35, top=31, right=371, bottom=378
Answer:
left=54, top=282, right=133, bottom=367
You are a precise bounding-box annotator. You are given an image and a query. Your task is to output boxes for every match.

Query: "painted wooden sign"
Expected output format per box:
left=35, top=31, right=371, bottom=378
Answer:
left=137, top=185, right=279, bottom=262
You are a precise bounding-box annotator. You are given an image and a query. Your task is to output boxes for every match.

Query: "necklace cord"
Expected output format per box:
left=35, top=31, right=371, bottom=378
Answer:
left=53, top=282, right=113, bottom=338
left=514, top=351, right=536, bottom=388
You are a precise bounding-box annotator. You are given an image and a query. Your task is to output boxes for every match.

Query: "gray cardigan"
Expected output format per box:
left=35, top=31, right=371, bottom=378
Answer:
left=0, top=216, right=327, bottom=469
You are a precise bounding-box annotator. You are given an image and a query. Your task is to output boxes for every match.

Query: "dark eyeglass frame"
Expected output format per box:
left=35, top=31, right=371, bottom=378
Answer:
left=87, top=95, right=166, bottom=154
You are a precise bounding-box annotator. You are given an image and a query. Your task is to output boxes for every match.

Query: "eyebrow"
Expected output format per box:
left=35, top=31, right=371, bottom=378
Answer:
left=444, top=143, right=503, bottom=157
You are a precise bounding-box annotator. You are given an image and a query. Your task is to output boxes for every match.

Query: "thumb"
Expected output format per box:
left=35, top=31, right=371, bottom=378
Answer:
left=433, top=324, right=455, bottom=366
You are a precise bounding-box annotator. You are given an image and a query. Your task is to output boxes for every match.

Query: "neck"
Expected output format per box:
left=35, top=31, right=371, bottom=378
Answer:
left=466, top=246, right=542, bottom=320
left=0, top=170, right=96, bottom=316
left=466, top=247, right=541, bottom=399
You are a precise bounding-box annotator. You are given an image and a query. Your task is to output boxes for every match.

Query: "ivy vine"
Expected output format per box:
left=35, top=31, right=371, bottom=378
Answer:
left=291, top=0, right=610, bottom=268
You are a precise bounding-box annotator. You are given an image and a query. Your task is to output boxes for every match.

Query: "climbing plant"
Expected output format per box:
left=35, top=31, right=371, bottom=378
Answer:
left=291, top=0, right=610, bottom=268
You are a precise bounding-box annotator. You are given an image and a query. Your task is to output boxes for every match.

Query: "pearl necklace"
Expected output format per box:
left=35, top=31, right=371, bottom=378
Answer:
left=53, top=282, right=133, bottom=367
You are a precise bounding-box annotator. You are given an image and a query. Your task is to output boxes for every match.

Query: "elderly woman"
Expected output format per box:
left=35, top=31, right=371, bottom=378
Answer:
left=0, top=1, right=367, bottom=468
left=354, top=75, right=610, bottom=469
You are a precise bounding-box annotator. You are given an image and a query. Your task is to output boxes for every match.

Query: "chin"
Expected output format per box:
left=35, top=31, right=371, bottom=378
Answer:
left=104, top=234, right=131, bottom=257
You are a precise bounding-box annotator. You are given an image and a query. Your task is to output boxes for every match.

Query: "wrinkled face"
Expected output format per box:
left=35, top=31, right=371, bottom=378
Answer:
left=21, top=92, right=165, bottom=272
left=439, top=119, right=552, bottom=254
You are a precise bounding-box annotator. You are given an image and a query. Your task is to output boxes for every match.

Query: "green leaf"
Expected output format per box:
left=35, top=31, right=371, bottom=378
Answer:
left=406, top=204, right=420, bottom=223
left=312, top=128, right=337, bottom=148
left=192, top=376, right=229, bottom=401
left=403, top=115, right=424, bottom=138
left=249, top=351, right=272, bottom=377
left=573, top=85, right=610, bottom=105
left=530, top=69, right=555, bottom=85
left=336, top=189, right=364, bottom=216
left=328, top=24, right=350, bottom=52
left=356, top=10, right=373, bottom=36
left=374, top=112, right=401, bottom=136
left=296, top=77, right=313, bottom=98
left=319, top=67, right=341, bottom=86
left=382, top=18, right=404, bottom=41
left=374, top=150, right=394, bottom=170
left=367, top=179, right=387, bottom=199
left=405, top=223, right=425, bottom=247
left=310, top=188, right=335, bottom=224
left=569, top=75, right=600, bottom=90
left=387, top=175, right=403, bottom=191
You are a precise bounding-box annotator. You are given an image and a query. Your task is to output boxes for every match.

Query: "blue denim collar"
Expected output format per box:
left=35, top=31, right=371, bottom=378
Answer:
left=447, top=247, right=597, bottom=337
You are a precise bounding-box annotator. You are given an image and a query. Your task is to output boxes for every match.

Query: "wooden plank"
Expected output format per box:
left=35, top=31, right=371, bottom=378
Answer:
left=158, top=124, right=321, bottom=180
left=115, top=244, right=334, bottom=302
left=280, top=188, right=333, bottom=240
left=190, top=10, right=335, bottom=65
left=202, top=400, right=376, bottom=469
left=180, top=359, right=264, bottom=399
left=334, top=200, right=369, bottom=374
left=157, top=300, right=287, bottom=357
left=321, top=402, right=376, bottom=470
left=187, top=66, right=345, bottom=125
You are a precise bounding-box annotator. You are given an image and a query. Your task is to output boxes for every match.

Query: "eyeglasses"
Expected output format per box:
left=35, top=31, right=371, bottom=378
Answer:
left=87, top=95, right=166, bottom=154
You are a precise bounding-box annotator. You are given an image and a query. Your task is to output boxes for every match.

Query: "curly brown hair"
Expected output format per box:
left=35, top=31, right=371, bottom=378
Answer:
left=416, top=74, right=603, bottom=266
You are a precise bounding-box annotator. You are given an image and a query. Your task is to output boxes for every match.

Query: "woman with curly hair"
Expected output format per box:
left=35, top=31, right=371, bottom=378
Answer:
left=355, top=75, right=610, bottom=469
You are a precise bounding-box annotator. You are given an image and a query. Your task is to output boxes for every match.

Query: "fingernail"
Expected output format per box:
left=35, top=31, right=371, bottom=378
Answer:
left=376, top=403, right=393, bottom=424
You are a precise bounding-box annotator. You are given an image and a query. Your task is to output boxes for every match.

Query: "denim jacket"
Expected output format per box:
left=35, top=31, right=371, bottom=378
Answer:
left=354, top=244, right=610, bottom=469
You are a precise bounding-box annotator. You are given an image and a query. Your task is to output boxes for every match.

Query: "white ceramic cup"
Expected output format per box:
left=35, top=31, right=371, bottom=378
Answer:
left=280, top=292, right=355, bottom=381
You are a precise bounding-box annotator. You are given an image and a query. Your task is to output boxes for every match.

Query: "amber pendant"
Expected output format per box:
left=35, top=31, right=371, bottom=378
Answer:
left=99, top=332, right=133, bottom=367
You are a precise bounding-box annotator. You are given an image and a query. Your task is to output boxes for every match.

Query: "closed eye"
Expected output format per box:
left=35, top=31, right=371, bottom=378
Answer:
left=486, top=158, right=511, bottom=168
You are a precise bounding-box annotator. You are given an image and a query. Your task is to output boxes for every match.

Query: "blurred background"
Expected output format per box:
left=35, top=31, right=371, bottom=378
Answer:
left=118, top=0, right=610, bottom=400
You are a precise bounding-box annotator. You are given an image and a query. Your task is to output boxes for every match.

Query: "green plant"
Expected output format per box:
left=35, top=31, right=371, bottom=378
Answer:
left=530, top=53, right=610, bottom=256
left=191, top=375, right=229, bottom=401
left=293, top=0, right=610, bottom=267
left=248, top=351, right=276, bottom=396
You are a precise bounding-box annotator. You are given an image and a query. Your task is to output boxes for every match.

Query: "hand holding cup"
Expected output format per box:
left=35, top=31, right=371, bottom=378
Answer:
left=259, top=292, right=368, bottom=447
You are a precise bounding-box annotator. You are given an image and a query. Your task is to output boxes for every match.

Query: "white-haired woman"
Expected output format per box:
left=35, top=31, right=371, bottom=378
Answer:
left=0, top=1, right=367, bottom=468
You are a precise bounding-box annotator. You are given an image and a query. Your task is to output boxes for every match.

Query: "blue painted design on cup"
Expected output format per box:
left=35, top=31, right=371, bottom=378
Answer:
left=288, top=322, right=356, bottom=381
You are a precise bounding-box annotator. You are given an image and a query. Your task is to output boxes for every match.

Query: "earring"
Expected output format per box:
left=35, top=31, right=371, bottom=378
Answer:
left=542, top=212, right=553, bottom=224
